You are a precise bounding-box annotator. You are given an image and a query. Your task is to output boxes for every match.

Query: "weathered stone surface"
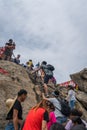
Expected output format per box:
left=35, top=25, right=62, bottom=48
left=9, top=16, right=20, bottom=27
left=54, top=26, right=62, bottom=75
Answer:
left=75, top=100, right=87, bottom=122
left=57, top=86, right=87, bottom=121
left=76, top=91, right=87, bottom=110
left=70, top=68, right=87, bottom=93
left=0, top=61, right=37, bottom=130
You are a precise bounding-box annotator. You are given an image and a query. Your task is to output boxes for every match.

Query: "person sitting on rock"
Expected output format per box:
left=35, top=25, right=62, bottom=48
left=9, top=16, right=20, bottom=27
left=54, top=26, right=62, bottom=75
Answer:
left=14, top=54, right=21, bottom=64
left=5, top=89, right=27, bottom=130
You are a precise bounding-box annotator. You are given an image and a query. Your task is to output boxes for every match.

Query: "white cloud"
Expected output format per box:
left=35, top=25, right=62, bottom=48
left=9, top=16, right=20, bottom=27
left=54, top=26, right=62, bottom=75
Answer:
left=0, top=0, right=87, bottom=83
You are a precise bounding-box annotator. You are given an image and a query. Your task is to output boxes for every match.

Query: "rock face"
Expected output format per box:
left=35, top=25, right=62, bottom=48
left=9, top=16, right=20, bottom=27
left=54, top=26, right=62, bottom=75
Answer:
left=70, top=68, right=87, bottom=93
left=0, top=61, right=37, bottom=130
left=57, top=86, right=87, bottom=122
left=76, top=91, right=87, bottom=110
left=70, top=68, right=87, bottom=121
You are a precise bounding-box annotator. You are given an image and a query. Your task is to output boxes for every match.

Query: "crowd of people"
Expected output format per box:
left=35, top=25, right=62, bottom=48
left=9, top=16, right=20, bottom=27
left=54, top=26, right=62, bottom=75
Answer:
left=0, top=39, right=87, bottom=130
left=5, top=89, right=87, bottom=130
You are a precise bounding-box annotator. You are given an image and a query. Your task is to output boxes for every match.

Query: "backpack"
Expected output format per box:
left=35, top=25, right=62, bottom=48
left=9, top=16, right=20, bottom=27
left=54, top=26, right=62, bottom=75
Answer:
left=47, top=64, right=55, bottom=71
left=0, top=47, right=5, bottom=58
left=56, top=98, right=71, bottom=117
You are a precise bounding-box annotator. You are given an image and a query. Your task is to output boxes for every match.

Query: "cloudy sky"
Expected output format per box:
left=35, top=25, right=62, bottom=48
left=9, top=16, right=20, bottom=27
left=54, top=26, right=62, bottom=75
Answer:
left=0, top=0, right=87, bottom=83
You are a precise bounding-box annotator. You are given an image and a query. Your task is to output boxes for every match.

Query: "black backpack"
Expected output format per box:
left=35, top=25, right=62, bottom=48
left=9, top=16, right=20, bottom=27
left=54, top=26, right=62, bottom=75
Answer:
left=47, top=64, right=55, bottom=71
left=56, top=99, right=71, bottom=117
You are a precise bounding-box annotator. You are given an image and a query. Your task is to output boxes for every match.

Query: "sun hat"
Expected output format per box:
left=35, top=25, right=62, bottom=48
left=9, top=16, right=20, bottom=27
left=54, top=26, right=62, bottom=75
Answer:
left=6, top=97, right=17, bottom=114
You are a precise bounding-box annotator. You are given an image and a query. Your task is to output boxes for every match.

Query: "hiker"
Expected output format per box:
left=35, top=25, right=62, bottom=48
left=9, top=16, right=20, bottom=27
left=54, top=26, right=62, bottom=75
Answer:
left=5, top=89, right=27, bottom=130
left=14, top=54, right=21, bottom=64
left=40, top=61, right=55, bottom=97
left=50, top=123, right=65, bottom=130
left=71, top=116, right=86, bottom=130
left=65, top=109, right=87, bottom=130
left=22, top=99, right=55, bottom=130
left=66, top=85, right=76, bottom=110
left=50, top=76, right=57, bottom=85
left=47, top=111, right=56, bottom=130
left=42, top=90, right=68, bottom=124
left=3, top=39, right=15, bottom=61
left=26, top=59, right=34, bottom=71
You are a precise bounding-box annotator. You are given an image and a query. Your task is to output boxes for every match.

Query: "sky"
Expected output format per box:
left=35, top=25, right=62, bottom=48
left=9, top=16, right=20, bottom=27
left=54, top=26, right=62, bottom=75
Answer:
left=0, top=0, right=87, bottom=83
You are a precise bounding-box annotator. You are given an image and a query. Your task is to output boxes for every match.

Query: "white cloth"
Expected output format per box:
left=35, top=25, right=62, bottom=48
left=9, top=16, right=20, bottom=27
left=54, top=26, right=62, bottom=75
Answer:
left=48, top=98, right=64, bottom=118
left=68, top=90, right=76, bottom=101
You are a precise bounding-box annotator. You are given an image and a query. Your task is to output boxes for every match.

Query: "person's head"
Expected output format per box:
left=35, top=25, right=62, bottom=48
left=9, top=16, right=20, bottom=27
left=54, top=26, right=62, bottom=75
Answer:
left=29, top=59, right=32, bottom=62
left=70, top=109, right=83, bottom=119
left=68, top=85, right=74, bottom=90
left=17, top=89, right=27, bottom=102
left=52, top=90, right=59, bottom=98
left=9, top=39, right=13, bottom=43
left=32, top=99, right=55, bottom=112
left=41, top=61, right=47, bottom=65
left=50, top=123, right=65, bottom=130
left=72, top=116, right=83, bottom=125
left=17, top=54, right=21, bottom=59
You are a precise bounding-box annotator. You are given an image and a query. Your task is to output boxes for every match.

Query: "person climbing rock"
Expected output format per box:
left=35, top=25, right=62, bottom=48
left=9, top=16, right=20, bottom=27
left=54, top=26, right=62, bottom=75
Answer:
left=42, top=90, right=67, bottom=124
left=40, top=61, right=55, bottom=97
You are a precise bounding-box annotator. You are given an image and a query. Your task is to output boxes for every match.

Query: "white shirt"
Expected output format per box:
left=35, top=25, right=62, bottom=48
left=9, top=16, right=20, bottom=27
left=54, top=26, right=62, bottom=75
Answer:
left=68, top=90, right=76, bottom=101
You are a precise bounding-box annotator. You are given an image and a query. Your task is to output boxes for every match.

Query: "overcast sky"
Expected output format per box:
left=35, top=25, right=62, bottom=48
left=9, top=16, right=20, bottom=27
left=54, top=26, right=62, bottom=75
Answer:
left=0, top=0, right=87, bottom=83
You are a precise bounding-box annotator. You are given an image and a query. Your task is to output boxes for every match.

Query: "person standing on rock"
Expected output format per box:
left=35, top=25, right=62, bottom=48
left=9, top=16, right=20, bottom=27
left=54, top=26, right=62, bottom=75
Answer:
left=5, top=89, right=27, bottom=130
left=66, top=85, right=76, bottom=110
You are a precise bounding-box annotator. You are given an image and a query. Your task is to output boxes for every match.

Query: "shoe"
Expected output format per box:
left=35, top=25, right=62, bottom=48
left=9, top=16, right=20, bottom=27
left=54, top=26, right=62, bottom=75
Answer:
left=46, top=94, right=49, bottom=98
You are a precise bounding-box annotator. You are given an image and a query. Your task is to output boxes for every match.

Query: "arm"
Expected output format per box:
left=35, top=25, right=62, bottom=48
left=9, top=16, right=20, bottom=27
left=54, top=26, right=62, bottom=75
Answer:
left=13, top=109, right=19, bottom=130
left=42, top=93, right=48, bottom=100
left=42, top=120, right=47, bottom=130
left=13, top=109, right=22, bottom=130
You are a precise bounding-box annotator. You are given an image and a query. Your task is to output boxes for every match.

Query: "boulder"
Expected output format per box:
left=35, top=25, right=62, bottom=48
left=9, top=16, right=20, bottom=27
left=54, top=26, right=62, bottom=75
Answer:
left=76, top=91, right=87, bottom=110
left=0, top=61, right=37, bottom=130
left=70, top=68, right=87, bottom=93
left=57, top=86, right=87, bottom=121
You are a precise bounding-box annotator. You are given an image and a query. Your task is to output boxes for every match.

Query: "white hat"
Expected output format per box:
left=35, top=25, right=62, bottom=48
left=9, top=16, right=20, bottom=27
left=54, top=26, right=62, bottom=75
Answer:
left=6, top=97, right=17, bottom=114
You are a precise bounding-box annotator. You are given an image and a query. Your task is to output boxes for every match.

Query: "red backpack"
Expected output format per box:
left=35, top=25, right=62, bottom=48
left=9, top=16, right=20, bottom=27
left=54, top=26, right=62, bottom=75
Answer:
left=0, top=47, right=5, bottom=58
